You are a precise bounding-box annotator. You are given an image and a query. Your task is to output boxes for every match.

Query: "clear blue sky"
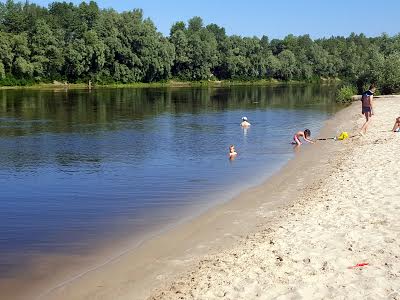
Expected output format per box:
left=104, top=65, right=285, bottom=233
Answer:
left=15, top=0, right=400, bottom=38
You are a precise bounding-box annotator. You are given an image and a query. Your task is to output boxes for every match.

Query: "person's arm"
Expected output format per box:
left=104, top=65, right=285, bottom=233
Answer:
left=301, top=133, right=314, bottom=144
left=303, top=137, right=315, bottom=144
left=370, top=95, right=374, bottom=115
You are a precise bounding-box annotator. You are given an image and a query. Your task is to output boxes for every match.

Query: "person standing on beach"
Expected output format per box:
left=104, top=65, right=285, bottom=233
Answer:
left=360, top=84, right=376, bottom=135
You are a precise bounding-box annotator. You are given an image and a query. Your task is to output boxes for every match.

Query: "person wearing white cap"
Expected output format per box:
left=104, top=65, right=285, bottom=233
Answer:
left=240, top=116, right=251, bottom=127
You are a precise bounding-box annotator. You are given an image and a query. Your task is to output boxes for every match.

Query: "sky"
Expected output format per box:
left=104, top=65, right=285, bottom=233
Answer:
left=14, top=0, right=400, bottom=38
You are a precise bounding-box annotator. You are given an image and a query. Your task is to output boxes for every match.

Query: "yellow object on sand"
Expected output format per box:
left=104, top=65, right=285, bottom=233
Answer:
left=337, top=131, right=349, bottom=140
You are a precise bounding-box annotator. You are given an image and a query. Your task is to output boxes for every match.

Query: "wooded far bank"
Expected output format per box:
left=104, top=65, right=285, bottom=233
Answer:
left=0, top=0, right=399, bottom=94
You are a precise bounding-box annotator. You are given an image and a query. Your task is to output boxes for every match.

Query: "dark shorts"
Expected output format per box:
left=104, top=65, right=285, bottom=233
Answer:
left=362, top=106, right=371, bottom=114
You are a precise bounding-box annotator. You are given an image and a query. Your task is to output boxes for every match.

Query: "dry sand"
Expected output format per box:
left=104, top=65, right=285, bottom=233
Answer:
left=25, top=96, right=400, bottom=300
left=149, top=96, right=400, bottom=300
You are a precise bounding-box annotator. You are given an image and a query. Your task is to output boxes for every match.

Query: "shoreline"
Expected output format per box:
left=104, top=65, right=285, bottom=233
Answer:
left=19, top=96, right=356, bottom=300
left=150, top=96, right=400, bottom=299
left=0, top=79, right=340, bottom=91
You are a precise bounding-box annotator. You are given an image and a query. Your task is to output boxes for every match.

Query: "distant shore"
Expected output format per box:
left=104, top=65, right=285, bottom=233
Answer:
left=0, top=78, right=340, bottom=90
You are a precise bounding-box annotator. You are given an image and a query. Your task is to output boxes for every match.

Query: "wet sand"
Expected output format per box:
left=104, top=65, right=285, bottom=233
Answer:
left=7, top=96, right=400, bottom=299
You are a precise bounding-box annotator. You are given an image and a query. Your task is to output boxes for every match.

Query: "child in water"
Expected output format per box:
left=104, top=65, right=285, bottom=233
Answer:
left=229, top=145, right=237, bottom=159
left=240, top=116, right=251, bottom=127
left=293, top=129, right=314, bottom=146
left=392, top=117, right=400, bottom=132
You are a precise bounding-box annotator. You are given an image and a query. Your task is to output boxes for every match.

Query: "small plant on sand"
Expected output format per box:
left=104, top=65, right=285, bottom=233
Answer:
left=336, top=85, right=357, bottom=104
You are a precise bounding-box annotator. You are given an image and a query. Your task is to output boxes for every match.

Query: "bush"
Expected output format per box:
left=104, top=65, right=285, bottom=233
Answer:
left=336, top=85, right=357, bottom=104
left=381, top=52, right=400, bottom=94
left=0, top=76, right=35, bottom=86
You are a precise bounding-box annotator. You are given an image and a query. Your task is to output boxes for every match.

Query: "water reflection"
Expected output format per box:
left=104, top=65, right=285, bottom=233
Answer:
left=0, top=85, right=338, bottom=172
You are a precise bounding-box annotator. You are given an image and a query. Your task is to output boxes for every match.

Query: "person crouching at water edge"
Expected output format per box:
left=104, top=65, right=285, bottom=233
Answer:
left=240, top=116, right=251, bottom=127
left=360, top=84, right=376, bottom=135
left=293, top=129, right=314, bottom=146
left=229, top=145, right=237, bottom=159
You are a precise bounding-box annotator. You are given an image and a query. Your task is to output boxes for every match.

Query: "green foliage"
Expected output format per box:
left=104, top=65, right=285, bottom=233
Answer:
left=0, top=1, right=399, bottom=90
left=0, top=62, right=5, bottom=79
left=170, top=17, right=218, bottom=80
left=0, top=75, right=35, bottom=86
left=336, top=85, right=357, bottom=103
left=277, top=50, right=296, bottom=80
left=381, top=52, right=400, bottom=94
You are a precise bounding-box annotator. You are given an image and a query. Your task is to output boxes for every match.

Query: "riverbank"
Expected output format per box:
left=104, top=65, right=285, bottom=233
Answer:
left=0, top=78, right=340, bottom=90
left=24, top=94, right=373, bottom=300
left=149, top=95, right=400, bottom=299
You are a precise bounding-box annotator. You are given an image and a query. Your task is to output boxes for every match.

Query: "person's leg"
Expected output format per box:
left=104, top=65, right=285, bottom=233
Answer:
left=360, top=112, right=370, bottom=134
left=365, top=112, right=372, bottom=132
left=294, top=135, right=301, bottom=145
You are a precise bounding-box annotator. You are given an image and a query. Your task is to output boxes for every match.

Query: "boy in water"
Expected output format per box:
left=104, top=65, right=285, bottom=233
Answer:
left=360, top=84, right=376, bottom=135
left=293, top=129, right=314, bottom=146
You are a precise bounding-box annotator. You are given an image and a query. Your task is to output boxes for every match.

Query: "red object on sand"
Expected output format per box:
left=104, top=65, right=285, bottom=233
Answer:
left=348, top=263, right=369, bottom=269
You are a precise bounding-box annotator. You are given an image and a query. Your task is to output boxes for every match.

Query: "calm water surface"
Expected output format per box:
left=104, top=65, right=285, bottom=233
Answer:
left=0, top=85, right=340, bottom=279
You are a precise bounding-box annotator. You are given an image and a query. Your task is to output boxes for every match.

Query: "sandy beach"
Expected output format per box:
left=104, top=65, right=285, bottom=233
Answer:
left=16, top=96, right=398, bottom=300
left=148, top=96, right=400, bottom=300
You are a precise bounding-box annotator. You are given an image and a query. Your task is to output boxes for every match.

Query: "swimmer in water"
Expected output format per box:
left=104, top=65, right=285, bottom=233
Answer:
left=240, top=116, right=251, bottom=127
left=229, top=144, right=237, bottom=159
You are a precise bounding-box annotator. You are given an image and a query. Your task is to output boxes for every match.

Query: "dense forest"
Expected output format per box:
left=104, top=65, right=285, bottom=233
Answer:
left=0, top=0, right=399, bottom=93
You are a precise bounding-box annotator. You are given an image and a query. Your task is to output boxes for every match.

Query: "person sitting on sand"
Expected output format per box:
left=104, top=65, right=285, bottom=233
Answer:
left=360, top=84, right=376, bottom=135
left=392, top=117, right=400, bottom=132
left=293, top=129, right=314, bottom=146
left=229, top=145, right=237, bottom=159
left=240, top=117, right=251, bottom=127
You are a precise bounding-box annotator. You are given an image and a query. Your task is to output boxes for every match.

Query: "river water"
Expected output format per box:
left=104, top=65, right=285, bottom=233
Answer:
left=0, top=85, right=341, bottom=293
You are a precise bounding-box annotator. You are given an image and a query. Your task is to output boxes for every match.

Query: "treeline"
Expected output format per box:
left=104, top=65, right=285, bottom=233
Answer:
left=0, top=0, right=400, bottom=93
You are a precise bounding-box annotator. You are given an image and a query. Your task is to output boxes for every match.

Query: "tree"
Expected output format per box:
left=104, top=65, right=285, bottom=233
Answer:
left=78, top=1, right=100, bottom=30
left=30, top=19, right=64, bottom=79
left=188, top=16, right=203, bottom=32
left=277, top=50, right=296, bottom=80
left=12, top=33, right=33, bottom=77
left=270, top=38, right=285, bottom=55
left=170, top=21, right=185, bottom=36
left=0, top=0, right=399, bottom=87
left=0, top=31, right=14, bottom=73
left=265, top=52, right=280, bottom=78
left=170, top=28, right=189, bottom=78
left=170, top=17, right=217, bottom=80
left=64, top=30, right=105, bottom=81
left=1, top=0, right=26, bottom=33
left=382, top=52, right=400, bottom=94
